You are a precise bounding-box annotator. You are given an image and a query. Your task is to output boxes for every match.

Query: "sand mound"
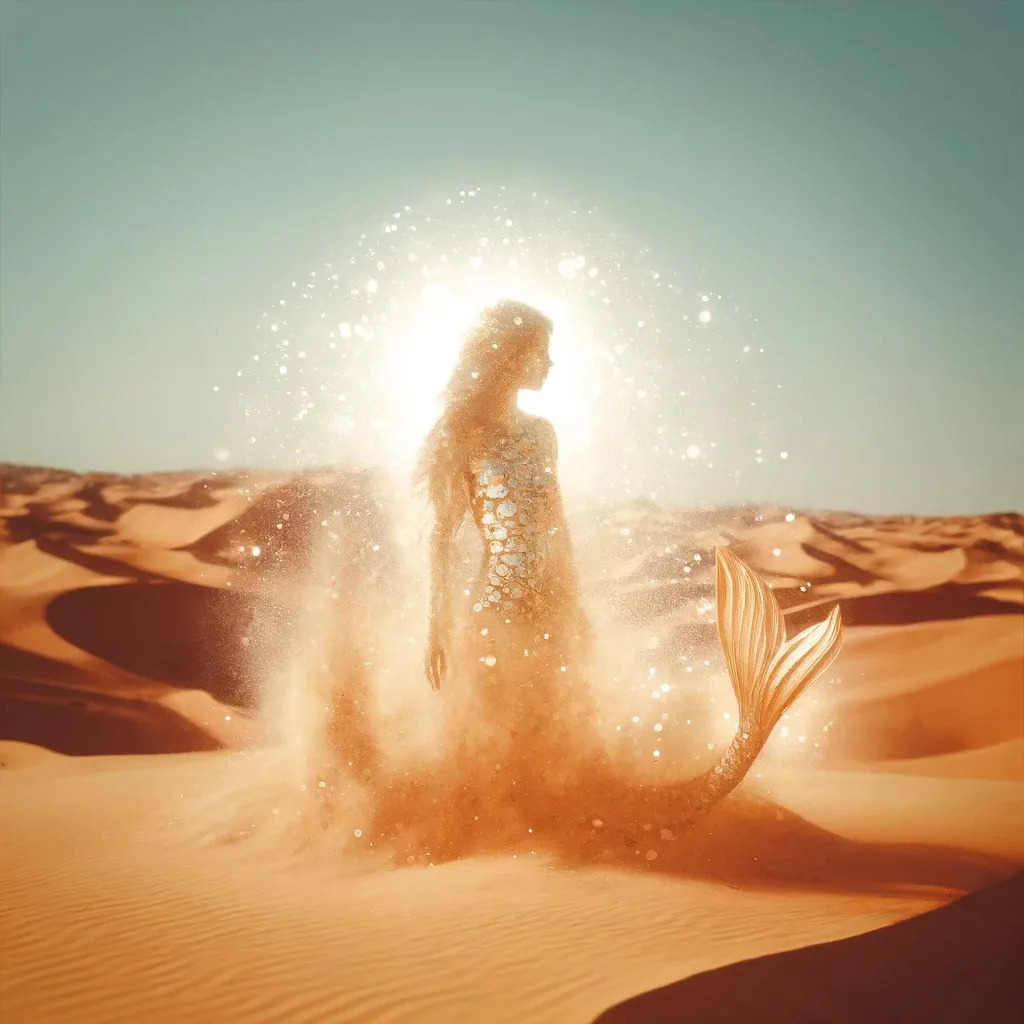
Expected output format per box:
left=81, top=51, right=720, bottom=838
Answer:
left=595, top=870, right=1024, bottom=1023
left=0, top=739, right=66, bottom=769
left=2, top=751, right=1019, bottom=1024
left=827, top=616, right=1024, bottom=763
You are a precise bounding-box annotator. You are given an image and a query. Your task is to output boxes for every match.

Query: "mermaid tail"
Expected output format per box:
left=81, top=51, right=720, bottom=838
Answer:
left=715, top=544, right=843, bottom=741
left=669, top=545, right=843, bottom=819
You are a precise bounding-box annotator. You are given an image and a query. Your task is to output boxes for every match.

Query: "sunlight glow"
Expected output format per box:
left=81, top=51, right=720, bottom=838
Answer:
left=368, top=266, right=600, bottom=470
left=239, top=184, right=778, bottom=506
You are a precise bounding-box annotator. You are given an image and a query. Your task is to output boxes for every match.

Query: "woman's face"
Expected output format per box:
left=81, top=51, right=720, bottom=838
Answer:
left=520, top=330, right=553, bottom=392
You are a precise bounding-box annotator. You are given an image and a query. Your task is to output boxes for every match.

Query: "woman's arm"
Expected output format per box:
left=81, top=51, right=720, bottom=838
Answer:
left=536, top=416, right=573, bottom=545
left=424, top=487, right=466, bottom=690
left=535, top=418, right=589, bottom=636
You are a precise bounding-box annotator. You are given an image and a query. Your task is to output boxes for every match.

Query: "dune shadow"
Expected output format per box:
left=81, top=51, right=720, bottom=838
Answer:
left=71, top=479, right=126, bottom=523
left=561, top=788, right=1018, bottom=896
left=611, top=582, right=1019, bottom=651
left=34, top=534, right=178, bottom=583
left=4, top=478, right=127, bottom=543
left=805, top=517, right=875, bottom=553
left=45, top=581, right=292, bottom=707
left=185, top=469, right=396, bottom=580
left=368, top=769, right=1017, bottom=900
left=0, top=676, right=221, bottom=756
left=789, top=582, right=1021, bottom=630
left=127, top=476, right=242, bottom=511
left=593, top=870, right=1024, bottom=1023
left=0, top=641, right=101, bottom=690
left=801, top=541, right=878, bottom=584
left=983, top=513, right=1024, bottom=538
left=5, top=509, right=116, bottom=547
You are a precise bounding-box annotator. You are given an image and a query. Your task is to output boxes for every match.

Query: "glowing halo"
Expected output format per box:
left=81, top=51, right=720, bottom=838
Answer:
left=234, top=184, right=783, bottom=508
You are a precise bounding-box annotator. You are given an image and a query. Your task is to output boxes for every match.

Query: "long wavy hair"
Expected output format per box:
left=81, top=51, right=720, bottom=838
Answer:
left=414, top=299, right=553, bottom=528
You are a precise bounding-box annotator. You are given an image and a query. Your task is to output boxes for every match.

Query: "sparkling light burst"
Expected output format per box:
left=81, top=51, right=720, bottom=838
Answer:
left=234, top=184, right=782, bottom=506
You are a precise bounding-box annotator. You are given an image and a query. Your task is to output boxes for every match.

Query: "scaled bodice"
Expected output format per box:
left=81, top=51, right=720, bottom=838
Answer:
left=466, top=417, right=563, bottom=618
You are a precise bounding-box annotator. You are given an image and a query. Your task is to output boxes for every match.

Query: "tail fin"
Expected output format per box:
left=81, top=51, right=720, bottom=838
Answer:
left=715, top=545, right=843, bottom=738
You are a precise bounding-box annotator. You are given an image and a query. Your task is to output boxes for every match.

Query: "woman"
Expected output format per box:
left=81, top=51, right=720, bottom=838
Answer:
left=409, top=299, right=844, bottom=853
left=415, top=300, right=602, bottom=819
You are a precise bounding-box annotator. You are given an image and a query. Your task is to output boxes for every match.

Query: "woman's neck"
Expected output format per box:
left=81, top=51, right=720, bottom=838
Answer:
left=467, top=390, right=521, bottom=432
left=450, top=389, right=525, bottom=441
left=498, top=389, right=522, bottom=426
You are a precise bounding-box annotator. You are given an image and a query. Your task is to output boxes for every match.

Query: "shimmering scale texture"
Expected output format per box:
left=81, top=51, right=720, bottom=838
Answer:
left=467, top=417, right=557, bottom=620
left=442, top=413, right=600, bottom=807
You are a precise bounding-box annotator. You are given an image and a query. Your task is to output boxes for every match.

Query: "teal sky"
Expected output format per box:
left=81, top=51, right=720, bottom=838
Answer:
left=2, top=1, right=1021, bottom=515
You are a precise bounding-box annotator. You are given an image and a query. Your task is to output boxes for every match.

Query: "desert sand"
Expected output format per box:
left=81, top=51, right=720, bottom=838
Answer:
left=1, top=462, right=1022, bottom=1022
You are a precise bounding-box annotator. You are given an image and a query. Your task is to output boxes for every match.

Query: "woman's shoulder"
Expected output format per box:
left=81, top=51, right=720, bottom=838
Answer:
left=522, top=413, right=556, bottom=439
left=521, top=414, right=558, bottom=458
left=469, top=414, right=556, bottom=463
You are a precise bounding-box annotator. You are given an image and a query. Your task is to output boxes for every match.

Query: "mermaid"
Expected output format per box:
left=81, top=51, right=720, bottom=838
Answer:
left=408, top=299, right=842, bottom=844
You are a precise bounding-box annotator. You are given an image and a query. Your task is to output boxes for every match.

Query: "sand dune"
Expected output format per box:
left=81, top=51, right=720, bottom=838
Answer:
left=1, top=462, right=1022, bottom=1021
left=2, top=751, right=1020, bottom=1023
left=595, top=870, right=1024, bottom=1023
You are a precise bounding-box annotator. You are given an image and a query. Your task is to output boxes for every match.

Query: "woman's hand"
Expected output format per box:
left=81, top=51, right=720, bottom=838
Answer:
left=424, top=503, right=464, bottom=693
left=424, top=620, right=449, bottom=691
